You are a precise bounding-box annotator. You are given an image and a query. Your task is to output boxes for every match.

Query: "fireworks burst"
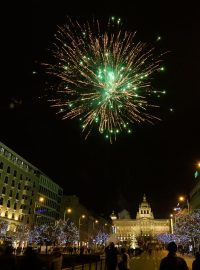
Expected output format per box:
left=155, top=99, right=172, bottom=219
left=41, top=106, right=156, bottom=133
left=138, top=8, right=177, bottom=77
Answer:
left=45, top=17, right=166, bottom=142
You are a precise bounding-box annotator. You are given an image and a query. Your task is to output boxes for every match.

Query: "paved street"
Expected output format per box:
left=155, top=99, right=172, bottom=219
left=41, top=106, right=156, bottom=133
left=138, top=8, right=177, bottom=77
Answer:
left=62, top=250, right=194, bottom=270
left=130, top=250, right=194, bottom=270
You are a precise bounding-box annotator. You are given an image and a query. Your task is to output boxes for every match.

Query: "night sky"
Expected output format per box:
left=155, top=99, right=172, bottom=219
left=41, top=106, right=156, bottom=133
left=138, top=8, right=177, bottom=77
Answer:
left=1, top=1, right=200, bottom=219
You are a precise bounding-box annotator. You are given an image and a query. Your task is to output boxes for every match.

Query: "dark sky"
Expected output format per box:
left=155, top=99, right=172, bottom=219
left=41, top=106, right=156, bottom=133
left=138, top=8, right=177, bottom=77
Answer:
left=1, top=1, right=200, bottom=219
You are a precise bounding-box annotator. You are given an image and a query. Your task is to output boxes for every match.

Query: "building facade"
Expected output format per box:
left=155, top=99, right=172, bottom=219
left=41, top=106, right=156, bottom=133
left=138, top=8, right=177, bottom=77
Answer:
left=111, top=195, right=170, bottom=245
left=0, top=141, right=63, bottom=230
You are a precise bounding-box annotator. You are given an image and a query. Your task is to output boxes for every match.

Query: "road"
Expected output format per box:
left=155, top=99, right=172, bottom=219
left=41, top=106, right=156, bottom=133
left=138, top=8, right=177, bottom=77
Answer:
left=130, top=250, right=193, bottom=270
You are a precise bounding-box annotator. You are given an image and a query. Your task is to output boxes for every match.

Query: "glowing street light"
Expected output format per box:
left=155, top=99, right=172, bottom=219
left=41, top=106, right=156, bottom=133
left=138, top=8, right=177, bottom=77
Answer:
left=64, top=207, right=72, bottom=221
left=79, top=215, right=86, bottom=247
left=170, top=214, right=174, bottom=234
left=179, top=196, right=190, bottom=213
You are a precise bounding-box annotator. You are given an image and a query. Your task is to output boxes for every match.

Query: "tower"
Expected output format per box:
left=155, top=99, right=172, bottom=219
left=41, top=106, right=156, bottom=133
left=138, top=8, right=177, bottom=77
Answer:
left=136, top=194, right=154, bottom=219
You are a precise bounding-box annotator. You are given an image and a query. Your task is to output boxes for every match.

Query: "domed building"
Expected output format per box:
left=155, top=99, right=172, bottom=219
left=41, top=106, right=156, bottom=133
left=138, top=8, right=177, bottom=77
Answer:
left=111, top=194, right=170, bottom=245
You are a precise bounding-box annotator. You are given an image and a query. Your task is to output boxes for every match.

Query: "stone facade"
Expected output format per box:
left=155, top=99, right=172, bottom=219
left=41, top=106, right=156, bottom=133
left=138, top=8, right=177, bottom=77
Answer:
left=0, top=141, right=63, bottom=230
left=111, top=195, right=170, bottom=243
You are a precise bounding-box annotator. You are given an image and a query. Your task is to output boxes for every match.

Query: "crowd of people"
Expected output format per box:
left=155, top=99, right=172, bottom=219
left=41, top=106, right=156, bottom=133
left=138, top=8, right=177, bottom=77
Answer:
left=104, top=241, right=200, bottom=270
left=0, top=241, right=200, bottom=270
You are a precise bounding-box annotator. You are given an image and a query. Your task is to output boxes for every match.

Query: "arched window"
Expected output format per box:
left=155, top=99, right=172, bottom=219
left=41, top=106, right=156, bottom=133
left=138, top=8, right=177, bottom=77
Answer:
left=7, top=166, right=10, bottom=173
left=11, top=180, right=15, bottom=187
left=0, top=162, right=3, bottom=169
left=12, top=213, right=15, bottom=219
left=5, top=211, right=8, bottom=217
left=9, top=190, right=13, bottom=197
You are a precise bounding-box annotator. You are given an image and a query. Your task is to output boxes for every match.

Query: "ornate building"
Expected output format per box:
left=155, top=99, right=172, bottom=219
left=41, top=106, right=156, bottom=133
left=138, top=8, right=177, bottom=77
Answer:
left=111, top=195, right=170, bottom=245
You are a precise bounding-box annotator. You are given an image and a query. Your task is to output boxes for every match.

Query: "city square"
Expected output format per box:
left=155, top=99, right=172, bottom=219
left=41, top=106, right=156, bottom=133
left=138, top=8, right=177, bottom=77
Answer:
left=0, top=1, right=200, bottom=269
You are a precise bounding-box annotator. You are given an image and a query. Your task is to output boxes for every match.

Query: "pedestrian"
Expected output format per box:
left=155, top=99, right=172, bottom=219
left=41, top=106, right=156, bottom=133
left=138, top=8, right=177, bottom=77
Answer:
left=105, top=242, right=118, bottom=270
left=192, top=252, right=200, bottom=270
left=159, top=242, right=189, bottom=270
left=50, top=247, right=63, bottom=270
left=20, top=246, right=41, bottom=270
left=118, top=248, right=130, bottom=270
left=0, top=245, right=16, bottom=270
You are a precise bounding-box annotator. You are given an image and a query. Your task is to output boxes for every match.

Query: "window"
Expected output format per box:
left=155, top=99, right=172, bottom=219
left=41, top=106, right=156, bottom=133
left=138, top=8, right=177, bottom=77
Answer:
left=18, top=183, right=21, bottom=189
left=0, top=162, right=3, bottom=169
left=12, top=213, right=15, bottom=219
left=7, top=200, right=11, bottom=208
left=11, top=180, right=15, bottom=187
left=9, top=190, right=13, bottom=197
left=16, top=193, right=19, bottom=199
left=14, top=202, right=17, bottom=210
left=0, top=198, right=3, bottom=205
left=20, top=174, right=23, bottom=180
left=5, top=211, right=8, bottom=217
left=4, top=176, right=8, bottom=184
left=14, top=170, right=17, bottom=177
left=2, top=187, right=6, bottom=194
left=7, top=166, right=10, bottom=173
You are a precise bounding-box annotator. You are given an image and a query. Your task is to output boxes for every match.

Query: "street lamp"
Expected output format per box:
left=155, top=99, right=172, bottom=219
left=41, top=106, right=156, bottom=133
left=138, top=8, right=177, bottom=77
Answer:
left=64, top=207, right=72, bottom=221
left=170, top=214, right=174, bottom=234
left=179, top=196, right=190, bottom=213
left=79, top=215, right=86, bottom=247
left=93, top=219, right=99, bottom=230
left=34, top=196, right=45, bottom=226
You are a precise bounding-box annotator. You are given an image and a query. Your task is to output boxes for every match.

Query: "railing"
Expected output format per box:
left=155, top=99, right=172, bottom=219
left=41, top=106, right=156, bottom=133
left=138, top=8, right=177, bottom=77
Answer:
left=62, top=259, right=105, bottom=270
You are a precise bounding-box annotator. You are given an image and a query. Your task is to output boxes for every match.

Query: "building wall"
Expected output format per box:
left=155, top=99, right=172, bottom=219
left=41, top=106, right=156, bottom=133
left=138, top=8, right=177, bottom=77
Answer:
left=0, top=142, right=39, bottom=230
left=112, top=195, right=170, bottom=243
left=0, top=141, right=63, bottom=230
left=190, top=177, right=200, bottom=211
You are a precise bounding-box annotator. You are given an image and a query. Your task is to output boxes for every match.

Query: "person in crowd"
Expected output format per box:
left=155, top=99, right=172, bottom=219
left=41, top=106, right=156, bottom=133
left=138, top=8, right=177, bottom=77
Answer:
left=192, top=251, right=200, bottom=270
left=0, top=245, right=16, bottom=270
left=20, top=246, right=41, bottom=270
left=105, top=242, right=118, bottom=270
left=118, top=247, right=130, bottom=270
left=50, top=247, right=63, bottom=270
left=159, top=242, right=189, bottom=270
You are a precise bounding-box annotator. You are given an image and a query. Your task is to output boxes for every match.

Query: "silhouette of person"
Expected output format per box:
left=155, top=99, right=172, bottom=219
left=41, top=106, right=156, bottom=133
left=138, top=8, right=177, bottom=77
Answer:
left=105, top=242, right=118, bottom=270
left=20, top=246, right=41, bottom=270
left=0, top=245, right=16, bottom=270
left=159, top=242, right=189, bottom=270
left=192, top=252, right=200, bottom=270
left=118, top=248, right=130, bottom=270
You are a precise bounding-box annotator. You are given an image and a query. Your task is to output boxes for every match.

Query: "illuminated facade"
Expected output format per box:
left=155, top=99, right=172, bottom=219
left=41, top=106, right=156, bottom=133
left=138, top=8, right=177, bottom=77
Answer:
left=190, top=173, right=200, bottom=210
left=0, top=141, right=63, bottom=231
left=111, top=195, right=170, bottom=244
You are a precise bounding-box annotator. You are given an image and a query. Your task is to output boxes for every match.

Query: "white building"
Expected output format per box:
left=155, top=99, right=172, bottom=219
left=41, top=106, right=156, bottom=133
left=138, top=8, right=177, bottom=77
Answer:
left=111, top=195, right=170, bottom=244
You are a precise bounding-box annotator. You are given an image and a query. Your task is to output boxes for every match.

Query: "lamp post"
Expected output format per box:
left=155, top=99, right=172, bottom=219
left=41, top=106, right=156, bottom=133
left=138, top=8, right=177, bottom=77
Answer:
left=92, top=219, right=99, bottom=230
left=64, top=207, right=72, bottom=221
left=34, top=196, right=45, bottom=226
left=78, top=215, right=85, bottom=248
left=179, top=196, right=190, bottom=213
left=170, top=214, right=174, bottom=234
